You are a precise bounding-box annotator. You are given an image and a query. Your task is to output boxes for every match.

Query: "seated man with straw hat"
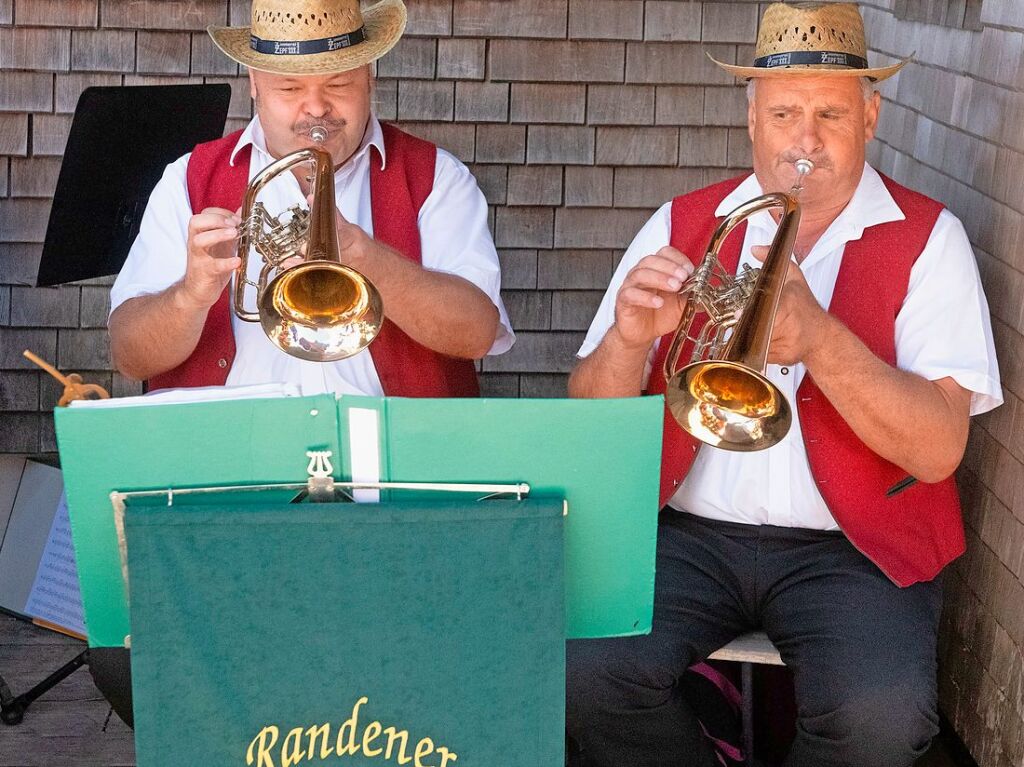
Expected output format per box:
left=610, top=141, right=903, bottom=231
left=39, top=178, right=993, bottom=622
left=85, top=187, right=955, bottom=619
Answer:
left=100, top=0, right=513, bottom=726
left=109, top=0, right=512, bottom=395
left=567, top=3, right=1000, bottom=765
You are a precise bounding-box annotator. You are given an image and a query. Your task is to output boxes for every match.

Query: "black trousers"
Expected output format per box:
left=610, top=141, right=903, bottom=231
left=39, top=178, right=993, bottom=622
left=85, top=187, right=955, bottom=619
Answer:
left=566, top=512, right=943, bottom=767
left=88, top=647, right=133, bottom=728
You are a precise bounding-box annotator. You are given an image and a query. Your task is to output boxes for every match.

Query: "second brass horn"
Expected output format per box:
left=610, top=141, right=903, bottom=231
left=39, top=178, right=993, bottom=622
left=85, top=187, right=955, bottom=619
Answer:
left=662, top=159, right=813, bottom=452
left=233, top=126, right=383, bottom=362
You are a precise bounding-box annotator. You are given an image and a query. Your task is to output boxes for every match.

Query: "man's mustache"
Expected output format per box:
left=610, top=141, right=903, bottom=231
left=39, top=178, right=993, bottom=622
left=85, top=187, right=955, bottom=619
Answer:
left=782, top=152, right=832, bottom=170
left=294, top=119, right=347, bottom=136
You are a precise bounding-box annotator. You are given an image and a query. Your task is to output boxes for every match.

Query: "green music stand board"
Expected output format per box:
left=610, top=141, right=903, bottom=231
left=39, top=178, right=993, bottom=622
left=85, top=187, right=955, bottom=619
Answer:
left=55, top=395, right=664, bottom=647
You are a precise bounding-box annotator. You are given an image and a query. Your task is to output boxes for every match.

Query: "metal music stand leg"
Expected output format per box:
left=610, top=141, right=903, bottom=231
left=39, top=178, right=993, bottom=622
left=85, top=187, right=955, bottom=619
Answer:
left=0, top=649, right=89, bottom=725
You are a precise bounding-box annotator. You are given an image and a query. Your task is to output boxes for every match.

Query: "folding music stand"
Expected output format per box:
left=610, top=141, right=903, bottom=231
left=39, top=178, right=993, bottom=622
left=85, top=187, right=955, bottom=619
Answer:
left=36, top=83, right=231, bottom=287
left=0, top=457, right=87, bottom=726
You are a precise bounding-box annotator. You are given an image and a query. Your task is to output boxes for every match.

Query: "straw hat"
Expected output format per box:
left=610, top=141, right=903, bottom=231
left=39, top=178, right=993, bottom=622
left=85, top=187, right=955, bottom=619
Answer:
left=208, top=0, right=406, bottom=76
left=709, top=2, right=910, bottom=82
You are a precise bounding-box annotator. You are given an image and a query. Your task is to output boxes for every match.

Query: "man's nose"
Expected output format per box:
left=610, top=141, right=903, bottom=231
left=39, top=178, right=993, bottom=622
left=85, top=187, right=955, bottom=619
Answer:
left=796, top=116, right=825, bottom=156
left=302, top=90, right=332, bottom=118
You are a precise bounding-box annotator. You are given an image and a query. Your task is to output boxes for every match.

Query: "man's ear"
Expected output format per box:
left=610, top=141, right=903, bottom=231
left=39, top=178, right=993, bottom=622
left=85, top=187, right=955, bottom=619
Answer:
left=747, top=85, right=757, bottom=144
left=864, top=89, right=881, bottom=143
left=248, top=69, right=258, bottom=101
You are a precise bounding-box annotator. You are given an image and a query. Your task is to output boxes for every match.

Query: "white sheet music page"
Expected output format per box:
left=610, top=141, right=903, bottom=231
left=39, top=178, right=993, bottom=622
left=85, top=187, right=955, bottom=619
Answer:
left=67, top=382, right=302, bottom=408
left=24, top=492, right=86, bottom=637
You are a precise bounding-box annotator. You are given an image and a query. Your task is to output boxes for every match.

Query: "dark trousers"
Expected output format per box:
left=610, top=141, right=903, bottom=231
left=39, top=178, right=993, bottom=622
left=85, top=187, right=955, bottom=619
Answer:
left=566, top=512, right=943, bottom=767
left=88, top=647, right=134, bottom=728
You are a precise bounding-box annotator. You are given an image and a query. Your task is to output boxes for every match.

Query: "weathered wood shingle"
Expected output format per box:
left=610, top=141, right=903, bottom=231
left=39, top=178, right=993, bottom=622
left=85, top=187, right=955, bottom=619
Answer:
left=16, top=0, right=98, bottom=27
left=0, top=27, right=71, bottom=70
left=101, top=0, right=228, bottom=30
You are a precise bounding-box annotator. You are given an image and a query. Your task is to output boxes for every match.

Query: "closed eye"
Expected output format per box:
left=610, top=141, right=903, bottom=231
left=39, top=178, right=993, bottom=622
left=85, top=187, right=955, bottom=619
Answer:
left=768, top=106, right=799, bottom=119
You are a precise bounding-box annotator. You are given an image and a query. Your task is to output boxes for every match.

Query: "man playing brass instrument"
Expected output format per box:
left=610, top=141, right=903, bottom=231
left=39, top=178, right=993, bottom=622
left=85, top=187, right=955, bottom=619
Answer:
left=109, top=0, right=512, bottom=396
left=568, top=4, right=1001, bottom=766
left=101, top=0, right=513, bottom=725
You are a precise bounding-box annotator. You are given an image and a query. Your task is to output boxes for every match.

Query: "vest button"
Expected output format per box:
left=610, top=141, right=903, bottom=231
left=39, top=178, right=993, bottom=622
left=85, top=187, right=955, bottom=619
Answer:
left=217, top=358, right=228, bottom=368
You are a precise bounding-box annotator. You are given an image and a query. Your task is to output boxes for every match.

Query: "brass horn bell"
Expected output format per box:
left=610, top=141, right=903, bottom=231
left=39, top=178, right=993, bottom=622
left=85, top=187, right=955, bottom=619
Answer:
left=233, top=127, right=383, bottom=362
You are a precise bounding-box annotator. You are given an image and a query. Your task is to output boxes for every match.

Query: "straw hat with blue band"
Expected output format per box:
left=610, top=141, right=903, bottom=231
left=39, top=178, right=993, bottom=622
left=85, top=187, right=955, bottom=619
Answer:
left=208, top=0, right=406, bottom=75
left=708, top=2, right=911, bottom=82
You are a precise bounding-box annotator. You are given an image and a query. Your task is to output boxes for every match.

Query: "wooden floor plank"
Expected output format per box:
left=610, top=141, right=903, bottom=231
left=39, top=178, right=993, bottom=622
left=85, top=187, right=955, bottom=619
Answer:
left=3, top=700, right=114, bottom=737
left=0, top=615, right=82, bottom=647
left=0, top=734, right=135, bottom=767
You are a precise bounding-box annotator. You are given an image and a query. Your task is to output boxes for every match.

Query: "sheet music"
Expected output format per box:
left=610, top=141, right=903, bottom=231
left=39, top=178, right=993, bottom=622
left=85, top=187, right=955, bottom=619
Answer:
left=24, top=492, right=86, bottom=637
left=68, top=382, right=301, bottom=408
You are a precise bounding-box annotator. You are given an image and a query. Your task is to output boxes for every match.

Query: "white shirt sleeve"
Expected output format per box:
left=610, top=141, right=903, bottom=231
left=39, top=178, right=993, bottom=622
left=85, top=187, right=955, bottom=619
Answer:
left=895, top=208, right=1003, bottom=415
left=109, top=153, right=194, bottom=316
left=577, top=202, right=674, bottom=387
left=418, top=148, right=515, bottom=356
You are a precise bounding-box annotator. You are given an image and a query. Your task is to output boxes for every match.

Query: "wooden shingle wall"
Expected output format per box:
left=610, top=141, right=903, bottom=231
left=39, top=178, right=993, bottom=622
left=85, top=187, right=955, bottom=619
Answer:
left=866, top=2, right=1024, bottom=765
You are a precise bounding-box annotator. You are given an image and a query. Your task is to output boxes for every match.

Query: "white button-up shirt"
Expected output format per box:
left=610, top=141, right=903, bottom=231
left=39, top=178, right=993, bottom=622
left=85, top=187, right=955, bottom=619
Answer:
left=579, top=164, right=1002, bottom=530
left=111, top=114, right=514, bottom=396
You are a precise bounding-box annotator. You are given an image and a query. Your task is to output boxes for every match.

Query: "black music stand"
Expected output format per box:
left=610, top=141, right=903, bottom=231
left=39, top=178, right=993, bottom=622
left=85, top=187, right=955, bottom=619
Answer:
left=36, top=84, right=232, bottom=287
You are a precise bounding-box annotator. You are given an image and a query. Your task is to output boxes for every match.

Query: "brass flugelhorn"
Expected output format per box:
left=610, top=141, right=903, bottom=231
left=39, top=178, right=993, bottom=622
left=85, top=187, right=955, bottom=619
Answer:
left=233, top=126, right=383, bottom=362
left=662, top=159, right=814, bottom=452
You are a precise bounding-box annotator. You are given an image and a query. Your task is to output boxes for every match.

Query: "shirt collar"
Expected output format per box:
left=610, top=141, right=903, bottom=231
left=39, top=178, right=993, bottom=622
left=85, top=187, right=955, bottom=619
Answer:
left=714, top=163, right=905, bottom=243
left=229, top=113, right=387, bottom=171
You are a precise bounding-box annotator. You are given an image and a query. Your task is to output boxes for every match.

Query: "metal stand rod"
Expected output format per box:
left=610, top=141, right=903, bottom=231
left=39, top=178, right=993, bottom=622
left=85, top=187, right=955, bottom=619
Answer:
left=0, top=649, right=89, bottom=725
left=742, top=661, right=754, bottom=767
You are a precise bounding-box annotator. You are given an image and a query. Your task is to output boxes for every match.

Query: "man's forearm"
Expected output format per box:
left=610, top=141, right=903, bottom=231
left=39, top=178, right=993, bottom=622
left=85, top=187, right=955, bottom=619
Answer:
left=109, top=282, right=211, bottom=381
left=804, top=314, right=970, bottom=483
left=568, top=326, right=650, bottom=399
left=358, top=242, right=499, bottom=359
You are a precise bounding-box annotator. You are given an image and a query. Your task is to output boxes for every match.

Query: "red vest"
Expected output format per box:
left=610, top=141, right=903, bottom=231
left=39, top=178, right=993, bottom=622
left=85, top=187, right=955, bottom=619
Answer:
left=647, top=174, right=963, bottom=587
left=148, top=123, right=480, bottom=398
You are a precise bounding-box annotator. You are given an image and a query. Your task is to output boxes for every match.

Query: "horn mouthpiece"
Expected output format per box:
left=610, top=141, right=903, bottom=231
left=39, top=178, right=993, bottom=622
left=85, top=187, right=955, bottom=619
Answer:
left=794, top=158, right=814, bottom=176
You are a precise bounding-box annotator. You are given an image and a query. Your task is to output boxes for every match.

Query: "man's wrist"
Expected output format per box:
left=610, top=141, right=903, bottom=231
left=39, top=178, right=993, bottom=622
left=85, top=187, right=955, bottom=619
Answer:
left=333, top=218, right=370, bottom=260
left=350, top=237, right=406, bottom=286
left=606, top=323, right=654, bottom=359
left=170, top=279, right=215, bottom=315
left=803, top=311, right=841, bottom=371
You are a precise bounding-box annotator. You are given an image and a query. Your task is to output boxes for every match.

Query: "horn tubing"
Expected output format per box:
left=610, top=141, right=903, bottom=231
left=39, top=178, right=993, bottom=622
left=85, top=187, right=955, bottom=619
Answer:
left=233, top=147, right=326, bottom=321
left=717, top=192, right=801, bottom=374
